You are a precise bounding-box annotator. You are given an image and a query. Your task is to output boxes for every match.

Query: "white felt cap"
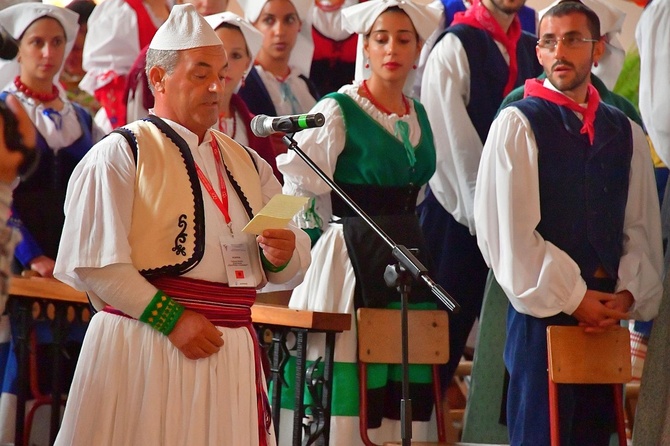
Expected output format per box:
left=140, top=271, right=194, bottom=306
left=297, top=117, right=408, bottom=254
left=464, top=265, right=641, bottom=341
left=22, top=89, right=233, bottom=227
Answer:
left=149, top=4, right=223, bottom=51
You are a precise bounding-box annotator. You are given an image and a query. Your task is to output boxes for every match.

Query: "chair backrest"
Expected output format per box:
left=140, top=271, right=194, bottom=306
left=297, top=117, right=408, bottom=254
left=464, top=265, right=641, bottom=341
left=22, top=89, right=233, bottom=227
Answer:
left=357, top=308, right=450, bottom=365
left=546, top=325, right=632, bottom=384
left=546, top=325, right=632, bottom=446
left=356, top=308, right=450, bottom=446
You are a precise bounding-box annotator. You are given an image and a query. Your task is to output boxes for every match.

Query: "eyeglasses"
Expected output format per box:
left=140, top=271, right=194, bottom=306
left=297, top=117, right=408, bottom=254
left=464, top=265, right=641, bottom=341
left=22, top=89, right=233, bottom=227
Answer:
left=537, top=36, right=599, bottom=51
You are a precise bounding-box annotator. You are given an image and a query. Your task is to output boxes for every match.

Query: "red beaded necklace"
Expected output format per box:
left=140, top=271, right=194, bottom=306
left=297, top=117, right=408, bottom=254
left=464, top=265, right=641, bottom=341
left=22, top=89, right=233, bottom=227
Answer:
left=14, top=76, right=59, bottom=103
left=361, top=80, right=409, bottom=116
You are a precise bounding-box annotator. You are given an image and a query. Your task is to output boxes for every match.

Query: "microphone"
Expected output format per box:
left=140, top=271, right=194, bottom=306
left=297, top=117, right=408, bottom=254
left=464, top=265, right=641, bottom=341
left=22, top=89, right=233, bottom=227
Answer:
left=251, top=113, right=325, bottom=137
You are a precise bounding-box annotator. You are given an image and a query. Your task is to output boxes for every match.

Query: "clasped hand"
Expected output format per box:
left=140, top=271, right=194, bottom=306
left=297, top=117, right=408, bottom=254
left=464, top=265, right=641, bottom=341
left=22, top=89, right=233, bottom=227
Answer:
left=572, top=289, right=634, bottom=333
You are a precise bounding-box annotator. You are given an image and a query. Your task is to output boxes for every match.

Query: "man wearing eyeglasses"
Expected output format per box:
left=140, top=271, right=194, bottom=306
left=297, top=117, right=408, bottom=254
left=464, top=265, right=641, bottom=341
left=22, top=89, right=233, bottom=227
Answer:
left=474, top=2, right=663, bottom=445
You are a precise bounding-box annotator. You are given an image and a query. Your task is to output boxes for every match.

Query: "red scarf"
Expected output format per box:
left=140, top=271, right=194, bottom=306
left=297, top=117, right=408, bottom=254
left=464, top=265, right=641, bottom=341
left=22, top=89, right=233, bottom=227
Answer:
left=125, top=0, right=159, bottom=49
left=524, top=78, right=601, bottom=145
left=451, top=0, right=522, bottom=96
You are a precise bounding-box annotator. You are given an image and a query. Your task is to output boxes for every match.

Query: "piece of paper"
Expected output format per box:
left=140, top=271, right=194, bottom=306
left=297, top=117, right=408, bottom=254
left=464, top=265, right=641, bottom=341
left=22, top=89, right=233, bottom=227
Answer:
left=242, top=194, right=309, bottom=234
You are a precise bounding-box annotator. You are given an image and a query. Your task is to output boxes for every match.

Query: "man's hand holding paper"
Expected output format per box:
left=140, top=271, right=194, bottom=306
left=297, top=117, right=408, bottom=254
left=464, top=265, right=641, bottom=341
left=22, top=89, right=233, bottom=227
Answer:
left=244, top=194, right=309, bottom=268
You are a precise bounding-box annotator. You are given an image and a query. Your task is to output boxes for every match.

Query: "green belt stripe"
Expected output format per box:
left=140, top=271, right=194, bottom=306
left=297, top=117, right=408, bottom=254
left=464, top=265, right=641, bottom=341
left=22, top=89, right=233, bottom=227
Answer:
left=275, top=358, right=433, bottom=416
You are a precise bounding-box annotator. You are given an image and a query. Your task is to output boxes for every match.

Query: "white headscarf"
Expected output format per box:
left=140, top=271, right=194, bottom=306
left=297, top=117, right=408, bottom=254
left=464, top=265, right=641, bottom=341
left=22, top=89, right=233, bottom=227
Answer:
left=540, top=0, right=626, bottom=89
left=0, top=3, right=79, bottom=90
left=238, top=0, right=314, bottom=76
left=204, top=11, right=264, bottom=80
left=341, top=0, right=441, bottom=96
left=149, top=3, right=223, bottom=50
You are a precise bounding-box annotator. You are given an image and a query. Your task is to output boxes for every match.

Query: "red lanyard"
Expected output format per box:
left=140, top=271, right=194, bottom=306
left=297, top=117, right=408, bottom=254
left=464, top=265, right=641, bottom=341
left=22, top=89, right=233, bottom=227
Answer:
left=194, top=134, right=231, bottom=224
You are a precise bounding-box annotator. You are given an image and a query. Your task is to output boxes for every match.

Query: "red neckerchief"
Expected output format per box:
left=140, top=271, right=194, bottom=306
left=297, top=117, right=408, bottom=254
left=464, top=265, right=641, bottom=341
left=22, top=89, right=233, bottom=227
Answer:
left=524, top=78, right=601, bottom=145
left=124, top=0, right=159, bottom=49
left=451, top=0, right=522, bottom=96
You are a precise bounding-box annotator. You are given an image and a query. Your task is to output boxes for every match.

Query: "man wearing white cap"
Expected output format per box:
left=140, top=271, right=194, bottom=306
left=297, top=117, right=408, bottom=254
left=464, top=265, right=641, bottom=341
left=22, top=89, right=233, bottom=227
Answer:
left=418, top=0, right=542, bottom=405
left=53, top=5, right=310, bottom=445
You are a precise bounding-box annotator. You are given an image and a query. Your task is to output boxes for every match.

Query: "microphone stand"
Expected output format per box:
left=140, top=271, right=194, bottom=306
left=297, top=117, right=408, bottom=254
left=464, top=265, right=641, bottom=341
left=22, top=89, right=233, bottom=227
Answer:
left=282, top=133, right=460, bottom=446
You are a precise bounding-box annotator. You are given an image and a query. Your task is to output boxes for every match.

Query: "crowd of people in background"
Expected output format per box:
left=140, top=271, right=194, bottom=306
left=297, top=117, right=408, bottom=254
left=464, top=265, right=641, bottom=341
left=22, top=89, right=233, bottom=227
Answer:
left=0, top=0, right=668, bottom=445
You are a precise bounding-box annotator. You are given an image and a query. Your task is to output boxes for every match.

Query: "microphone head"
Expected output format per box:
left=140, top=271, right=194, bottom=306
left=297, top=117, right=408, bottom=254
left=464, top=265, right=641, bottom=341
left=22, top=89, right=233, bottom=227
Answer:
left=250, top=114, right=271, bottom=138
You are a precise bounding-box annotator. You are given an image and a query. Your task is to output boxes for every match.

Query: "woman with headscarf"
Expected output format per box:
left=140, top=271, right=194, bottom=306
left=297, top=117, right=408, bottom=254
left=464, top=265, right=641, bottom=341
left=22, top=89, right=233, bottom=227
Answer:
left=237, top=0, right=320, bottom=119
left=276, top=1, right=441, bottom=443
left=0, top=3, right=103, bottom=443
left=205, top=12, right=282, bottom=181
left=0, top=3, right=104, bottom=279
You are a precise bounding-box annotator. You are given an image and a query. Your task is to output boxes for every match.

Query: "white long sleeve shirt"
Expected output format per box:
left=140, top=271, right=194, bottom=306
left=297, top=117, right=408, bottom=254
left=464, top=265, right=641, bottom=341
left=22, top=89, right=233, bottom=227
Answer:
left=420, top=32, right=510, bottom=234
left=474, top=104, right=663, bottom=321
left=79, top=0, right=166, bottom=95
left=636, top=0, right=670, bottom=166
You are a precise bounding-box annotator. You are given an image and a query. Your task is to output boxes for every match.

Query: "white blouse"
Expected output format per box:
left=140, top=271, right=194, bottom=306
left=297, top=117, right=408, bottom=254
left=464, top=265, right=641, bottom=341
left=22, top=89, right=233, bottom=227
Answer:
left=6, top=85, right=105, bottom=150
left=278, top=81, right=422, bottom=230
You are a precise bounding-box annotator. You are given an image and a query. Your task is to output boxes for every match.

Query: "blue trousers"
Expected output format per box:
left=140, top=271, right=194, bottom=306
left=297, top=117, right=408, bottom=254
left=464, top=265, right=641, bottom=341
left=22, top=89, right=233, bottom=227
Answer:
left=505, top=305, right=616, bottom=446
left=418, top=191, right=489, bottom=388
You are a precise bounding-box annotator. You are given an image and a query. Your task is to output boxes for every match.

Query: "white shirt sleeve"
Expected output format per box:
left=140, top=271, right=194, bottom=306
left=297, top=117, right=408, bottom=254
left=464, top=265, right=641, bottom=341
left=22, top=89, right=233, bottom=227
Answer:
left=474, top=107, right=587, bottom=318
left=420, top=33, right=484, bottom=234
left=249, top=147, right=312, bottom=285
left=475, top=108, right=663, bottom=320
left=54, top=133, right=138, bottom=291
left=277, top=96, right=345, bottom=230
left=79, top=0, right=141, bottom=95
left=616, top=120, right=663, bottom=321
left=636, top=0, right=670, bottom=166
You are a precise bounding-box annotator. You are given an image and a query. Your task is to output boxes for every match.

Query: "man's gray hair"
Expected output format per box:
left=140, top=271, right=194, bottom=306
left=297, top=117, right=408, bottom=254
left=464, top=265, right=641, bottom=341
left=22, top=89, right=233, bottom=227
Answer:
left=145, top=49, right=180, bottom=93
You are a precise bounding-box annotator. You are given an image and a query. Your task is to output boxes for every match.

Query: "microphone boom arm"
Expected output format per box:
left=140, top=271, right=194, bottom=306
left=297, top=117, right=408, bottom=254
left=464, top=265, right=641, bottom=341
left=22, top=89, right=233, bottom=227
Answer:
left=282, top=133, right=459, bottom=312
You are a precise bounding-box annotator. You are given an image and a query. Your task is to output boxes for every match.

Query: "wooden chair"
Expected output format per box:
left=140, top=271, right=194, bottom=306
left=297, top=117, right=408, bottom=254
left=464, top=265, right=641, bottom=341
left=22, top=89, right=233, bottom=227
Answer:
left=357, top=308, right=450, bottom=446
left=546, top=326, right=631, bottom=446
left=624, top=381, right=640, bottom=433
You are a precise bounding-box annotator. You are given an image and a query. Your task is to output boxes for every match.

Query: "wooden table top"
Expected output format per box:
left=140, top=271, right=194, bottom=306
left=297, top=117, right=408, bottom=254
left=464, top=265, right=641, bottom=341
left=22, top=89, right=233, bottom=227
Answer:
left=8, top=277, right=351, bottom=332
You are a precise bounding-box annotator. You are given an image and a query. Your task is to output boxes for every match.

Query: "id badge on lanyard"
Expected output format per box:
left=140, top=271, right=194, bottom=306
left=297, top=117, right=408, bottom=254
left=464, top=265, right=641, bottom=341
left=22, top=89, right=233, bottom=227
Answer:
left=220, top=234, right=254, bottom=287
left=196, top=134, right=254, bottom=287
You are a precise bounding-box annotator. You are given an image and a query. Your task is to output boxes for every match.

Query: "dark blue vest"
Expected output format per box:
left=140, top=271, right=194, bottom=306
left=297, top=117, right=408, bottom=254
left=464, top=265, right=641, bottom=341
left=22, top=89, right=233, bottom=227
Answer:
left=446, top=25, right=542, bottom=144
left=11, top=101, right=94, bottom=263
left=513, top=97, right=633, bottom=279
left=439, top=0, right=537, bottom=34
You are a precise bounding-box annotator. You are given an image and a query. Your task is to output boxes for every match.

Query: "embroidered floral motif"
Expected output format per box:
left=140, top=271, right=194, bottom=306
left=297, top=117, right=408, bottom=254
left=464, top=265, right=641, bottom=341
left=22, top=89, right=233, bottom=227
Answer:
left=172, top=214, right=188, bottom=256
